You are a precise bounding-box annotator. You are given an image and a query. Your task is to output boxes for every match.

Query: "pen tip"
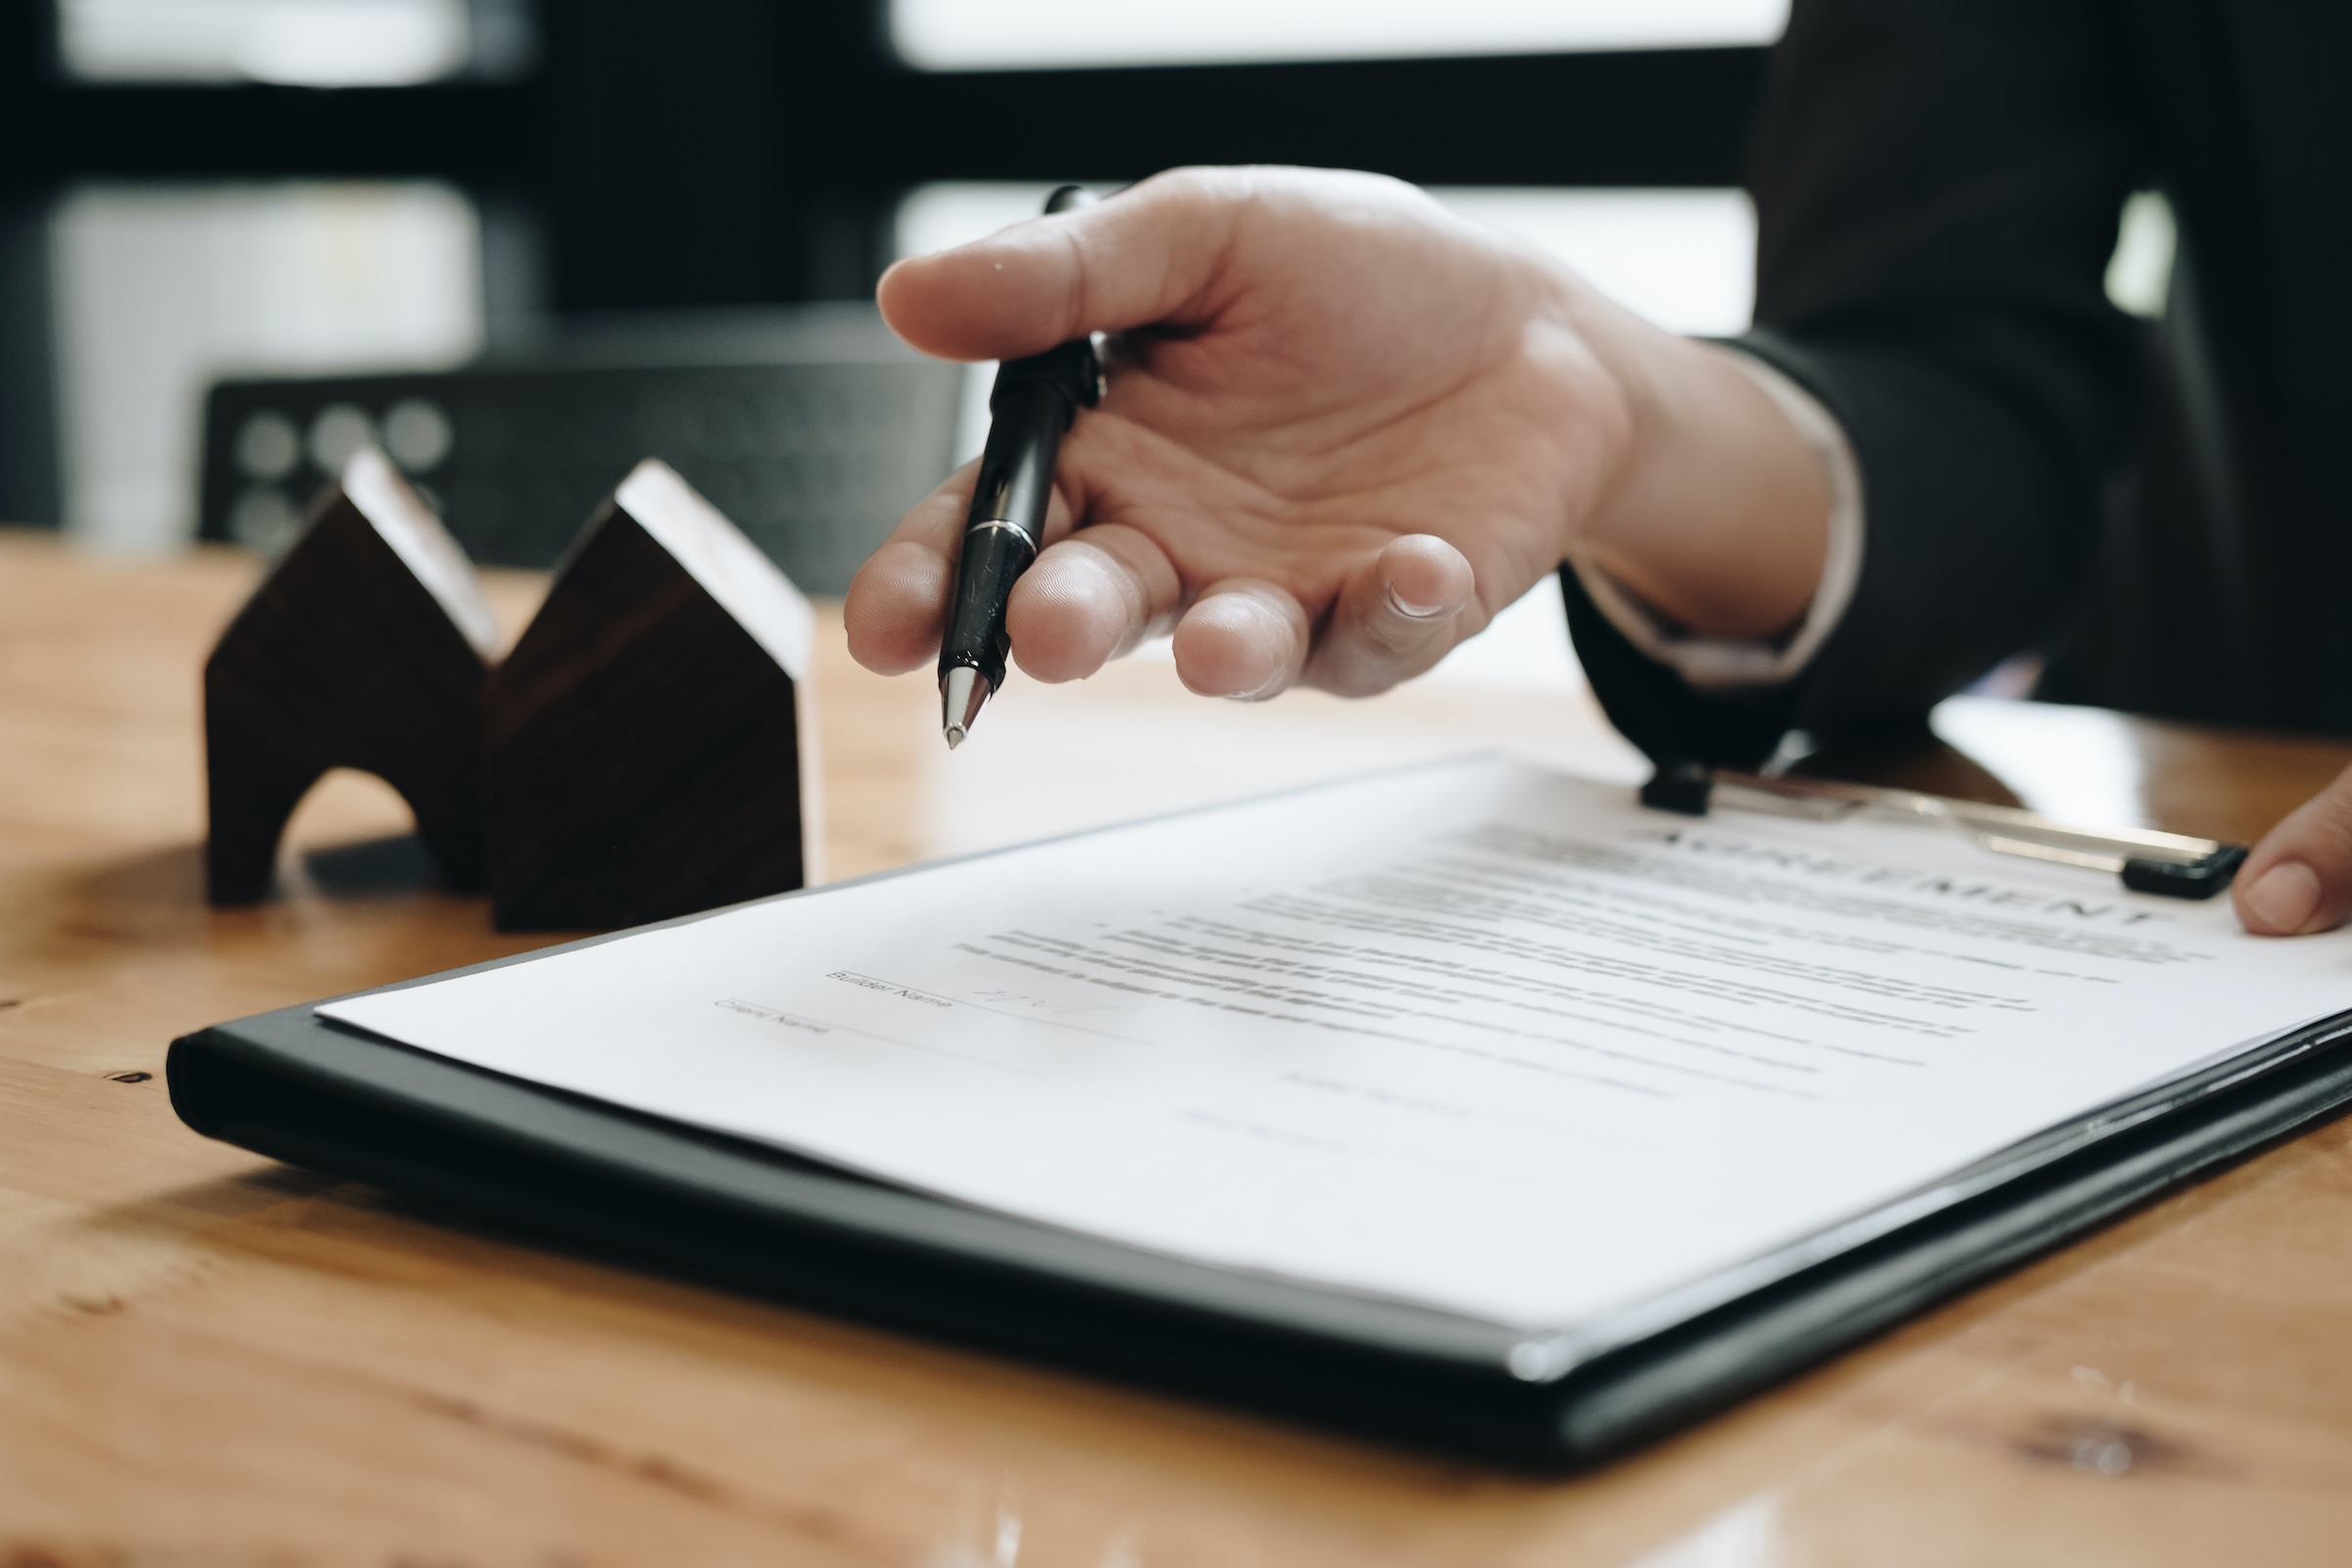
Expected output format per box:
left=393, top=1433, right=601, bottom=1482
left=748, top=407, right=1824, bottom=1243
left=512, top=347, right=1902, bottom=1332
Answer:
left=940, top=664, right=990, bottom=751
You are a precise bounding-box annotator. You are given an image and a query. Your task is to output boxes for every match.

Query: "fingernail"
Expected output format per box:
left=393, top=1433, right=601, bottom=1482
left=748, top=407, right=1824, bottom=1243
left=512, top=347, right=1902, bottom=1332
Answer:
left=2243, top=861, right=2322, bottom=933
left=1385, top=582, right=1449, bottom=619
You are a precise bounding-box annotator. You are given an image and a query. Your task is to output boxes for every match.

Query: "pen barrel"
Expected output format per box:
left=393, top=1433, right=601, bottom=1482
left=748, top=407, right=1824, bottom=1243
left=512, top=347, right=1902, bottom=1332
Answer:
left=938, top=358, right=1091, bottom=688
left=974, top=367, right=1077, bottom=552
left=939, top=526, right=1038, bottom=691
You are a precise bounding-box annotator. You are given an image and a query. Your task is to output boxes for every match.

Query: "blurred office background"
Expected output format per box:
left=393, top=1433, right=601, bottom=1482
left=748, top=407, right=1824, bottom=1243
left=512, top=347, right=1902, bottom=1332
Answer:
left=0, top=0, right=2173, bottom=632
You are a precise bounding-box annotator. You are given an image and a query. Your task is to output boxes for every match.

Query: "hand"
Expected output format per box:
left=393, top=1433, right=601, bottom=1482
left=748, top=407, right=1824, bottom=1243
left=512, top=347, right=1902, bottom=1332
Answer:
left=847, top=166, right=1831, bottom=700
left=2233, top=763, right=2352, bottom=935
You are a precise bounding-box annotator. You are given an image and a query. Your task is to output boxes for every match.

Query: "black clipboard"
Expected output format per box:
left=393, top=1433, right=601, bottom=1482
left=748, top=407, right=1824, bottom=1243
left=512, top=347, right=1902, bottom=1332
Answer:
left=170, top=900, right=2352, bottom=1470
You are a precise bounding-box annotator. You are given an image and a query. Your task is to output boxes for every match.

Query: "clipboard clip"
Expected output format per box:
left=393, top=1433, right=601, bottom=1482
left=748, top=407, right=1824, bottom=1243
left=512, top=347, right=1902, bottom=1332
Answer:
left=1639, top=762, right=2249, bottom=901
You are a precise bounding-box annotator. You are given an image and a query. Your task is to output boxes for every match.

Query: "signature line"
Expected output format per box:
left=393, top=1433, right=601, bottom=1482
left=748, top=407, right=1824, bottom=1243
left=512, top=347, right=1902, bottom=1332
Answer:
left=829, top=971, right=1153, bottom=1044
left=715, top=998, right=1040, bottom=1075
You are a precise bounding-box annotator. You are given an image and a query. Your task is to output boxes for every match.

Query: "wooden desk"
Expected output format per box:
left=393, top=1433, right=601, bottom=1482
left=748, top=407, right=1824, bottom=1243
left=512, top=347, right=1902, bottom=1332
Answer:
left=7, top=528, right=2352, bottom=1564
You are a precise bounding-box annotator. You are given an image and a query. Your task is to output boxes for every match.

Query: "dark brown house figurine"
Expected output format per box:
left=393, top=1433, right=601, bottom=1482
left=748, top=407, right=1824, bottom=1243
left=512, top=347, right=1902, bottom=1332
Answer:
left=484, top=459, right=819, bottom=931
left=204, top=447, right=500, bottom=904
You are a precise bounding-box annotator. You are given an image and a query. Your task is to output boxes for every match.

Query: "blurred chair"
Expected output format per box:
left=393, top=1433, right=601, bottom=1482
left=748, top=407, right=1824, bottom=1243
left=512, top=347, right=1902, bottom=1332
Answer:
left=198, top=303, right=964, bottom=594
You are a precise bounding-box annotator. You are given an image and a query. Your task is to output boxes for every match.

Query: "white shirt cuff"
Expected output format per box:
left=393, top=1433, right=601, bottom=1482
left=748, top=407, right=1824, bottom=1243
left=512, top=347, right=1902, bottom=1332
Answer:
left=1568, top=347, right=1864, bottom=693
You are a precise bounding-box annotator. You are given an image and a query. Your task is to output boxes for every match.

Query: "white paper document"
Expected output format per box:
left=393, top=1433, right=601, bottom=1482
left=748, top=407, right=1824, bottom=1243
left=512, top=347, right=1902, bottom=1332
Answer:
left=322, top=760, right=2352, bottom=1333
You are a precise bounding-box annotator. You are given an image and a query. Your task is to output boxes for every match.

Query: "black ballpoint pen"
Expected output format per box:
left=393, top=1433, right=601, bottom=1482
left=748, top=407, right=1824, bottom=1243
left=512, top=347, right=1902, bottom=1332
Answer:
left=938, top=184, right=1104, bottom=749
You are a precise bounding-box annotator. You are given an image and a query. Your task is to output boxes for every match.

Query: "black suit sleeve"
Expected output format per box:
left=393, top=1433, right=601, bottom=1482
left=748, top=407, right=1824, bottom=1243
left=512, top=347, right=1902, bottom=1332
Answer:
left=1568, top=0, right=2149, bottom=766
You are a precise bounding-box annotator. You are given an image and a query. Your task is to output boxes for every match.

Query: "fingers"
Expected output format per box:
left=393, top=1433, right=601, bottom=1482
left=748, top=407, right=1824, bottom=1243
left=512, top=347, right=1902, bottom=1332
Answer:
left=877, top=169, right=1252, bottom=363
left=844, top=460, right=1074, bottom=675
left=1005, top=525, right=1183, bottom=683
left=857, top=492, right=1483, bottom=703
left=2234, top=761, right=2352, bottom=936
left=1172, top=581, right=1312, bottom=700
left=852, top=451, right=1482, bottom=700
left=1300, top=534, right=1478, bottom=697
left=843, top=477, right=967, bottom=675
left=1172, top=538, right=1477, bottom=700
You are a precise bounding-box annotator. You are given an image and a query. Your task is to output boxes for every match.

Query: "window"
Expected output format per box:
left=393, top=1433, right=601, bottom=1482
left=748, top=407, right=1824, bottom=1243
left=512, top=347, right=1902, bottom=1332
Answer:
left=52, top=183, right=483, bottom=551
left=892, top=0, right=1786, bottom=72
left=55, top=0, right=535, bottom=86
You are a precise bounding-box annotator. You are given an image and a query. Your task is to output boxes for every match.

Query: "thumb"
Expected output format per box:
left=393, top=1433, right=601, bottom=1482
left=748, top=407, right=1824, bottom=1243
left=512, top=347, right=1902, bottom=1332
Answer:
left=2233, top=760, right=2352, bottom=935
left=876, top=168, right=1250, bottom=363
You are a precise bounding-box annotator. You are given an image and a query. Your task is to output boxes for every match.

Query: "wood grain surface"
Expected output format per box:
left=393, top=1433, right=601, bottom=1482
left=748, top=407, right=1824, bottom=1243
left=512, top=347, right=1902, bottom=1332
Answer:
left=6, top=527, right=2352, bottom=1565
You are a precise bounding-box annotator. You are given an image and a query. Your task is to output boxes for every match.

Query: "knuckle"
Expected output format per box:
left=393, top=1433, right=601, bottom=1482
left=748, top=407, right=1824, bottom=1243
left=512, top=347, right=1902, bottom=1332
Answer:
left=1309, top=660, right=1403, bottom=701
left=1157, top=166, right=1222, bottom=203
left=1361, top=593, right=1453, bottom=658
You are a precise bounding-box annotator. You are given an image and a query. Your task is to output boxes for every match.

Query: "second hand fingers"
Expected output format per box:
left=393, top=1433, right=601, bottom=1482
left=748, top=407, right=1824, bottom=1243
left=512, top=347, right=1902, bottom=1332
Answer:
left=2234, top=760, right=2352, bottom=935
